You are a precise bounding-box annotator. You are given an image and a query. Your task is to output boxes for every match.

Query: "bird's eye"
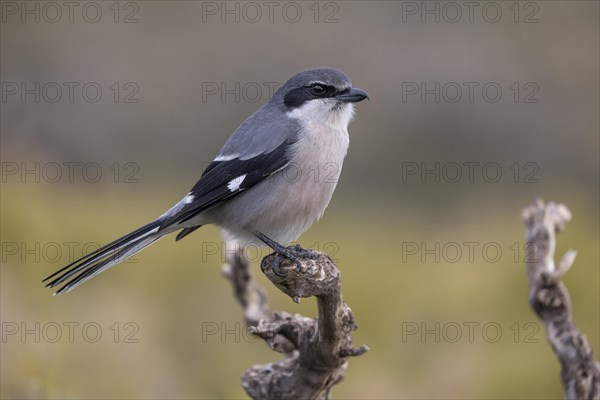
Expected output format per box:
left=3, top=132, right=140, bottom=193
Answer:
left=310, top=84, right=327, bottom=96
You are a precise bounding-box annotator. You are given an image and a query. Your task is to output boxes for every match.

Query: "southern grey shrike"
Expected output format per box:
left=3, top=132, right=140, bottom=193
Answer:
left=44, top=67, right=368, bottom=295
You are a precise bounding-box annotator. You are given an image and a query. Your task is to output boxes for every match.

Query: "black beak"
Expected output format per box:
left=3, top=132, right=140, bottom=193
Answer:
left=335, top=87, right=369, bottom=103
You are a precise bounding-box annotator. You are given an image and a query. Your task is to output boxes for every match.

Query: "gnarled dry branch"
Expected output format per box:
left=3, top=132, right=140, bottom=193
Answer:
left=222, top=245, right=368, bottom=400
left=522, top=199, right=600, bottom=399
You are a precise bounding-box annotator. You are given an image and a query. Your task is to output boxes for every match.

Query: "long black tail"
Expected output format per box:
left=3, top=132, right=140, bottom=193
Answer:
left=43, top=219, right=167, bottom=295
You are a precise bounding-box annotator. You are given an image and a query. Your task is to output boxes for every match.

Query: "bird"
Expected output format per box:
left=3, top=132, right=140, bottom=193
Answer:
left=44, top=67, right=369, bottom=295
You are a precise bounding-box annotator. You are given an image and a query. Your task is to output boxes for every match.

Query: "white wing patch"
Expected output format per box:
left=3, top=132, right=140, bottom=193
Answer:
left=216, top=152, right=265, bottom=161
left=214, top=154, right=239, bottom=162
left=227, top=174, right=247, bottom=192
left=183, top=193, right=194, bottom=204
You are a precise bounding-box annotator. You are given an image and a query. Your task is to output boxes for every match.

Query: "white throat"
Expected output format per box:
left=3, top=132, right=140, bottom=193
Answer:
left=286, top=100, right=355, bottom=132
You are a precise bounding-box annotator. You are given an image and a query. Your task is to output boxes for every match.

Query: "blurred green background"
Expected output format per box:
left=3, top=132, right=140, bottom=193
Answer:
left=1, top=1, right=598, bottom=399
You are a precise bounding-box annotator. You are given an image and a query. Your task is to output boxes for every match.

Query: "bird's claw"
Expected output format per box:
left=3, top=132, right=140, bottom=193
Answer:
left=274, top=245, right=318, bottom=275
left=255, top=233, right=317, bottom=275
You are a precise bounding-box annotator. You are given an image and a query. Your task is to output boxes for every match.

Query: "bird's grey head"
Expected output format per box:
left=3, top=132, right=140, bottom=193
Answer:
left=272, top=67, right=369, bottom=129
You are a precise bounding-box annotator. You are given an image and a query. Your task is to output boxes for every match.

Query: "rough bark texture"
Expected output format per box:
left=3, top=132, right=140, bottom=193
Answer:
left=221, top=245, right=368, bottom=400
left=522, top=199, right=600, bottom=400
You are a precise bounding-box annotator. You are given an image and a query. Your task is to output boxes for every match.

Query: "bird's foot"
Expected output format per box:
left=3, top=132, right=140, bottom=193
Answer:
left=275, top=245, right=320, bottom=274
left=255, top=233, right=318, bottom=275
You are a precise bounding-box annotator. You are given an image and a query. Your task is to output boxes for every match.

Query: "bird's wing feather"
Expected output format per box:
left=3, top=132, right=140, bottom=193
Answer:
left=216, top=102, right=300, bottom=160
left=44, top=137, right=298, bottom=294
left=159, top=137, right=297, bottom=231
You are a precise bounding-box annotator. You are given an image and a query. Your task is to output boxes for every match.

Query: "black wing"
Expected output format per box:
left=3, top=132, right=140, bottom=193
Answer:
left=159, top=138, right=296, bottom=232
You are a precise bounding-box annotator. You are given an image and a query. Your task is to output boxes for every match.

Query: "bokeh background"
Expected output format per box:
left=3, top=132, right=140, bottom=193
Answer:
left=1, top=1, right=598, bottom=398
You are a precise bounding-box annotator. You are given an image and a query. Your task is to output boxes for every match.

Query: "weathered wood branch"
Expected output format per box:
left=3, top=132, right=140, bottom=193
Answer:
left=522, top=199, right=600, bottom=399
left=222, top=245, right=368, bottom=400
